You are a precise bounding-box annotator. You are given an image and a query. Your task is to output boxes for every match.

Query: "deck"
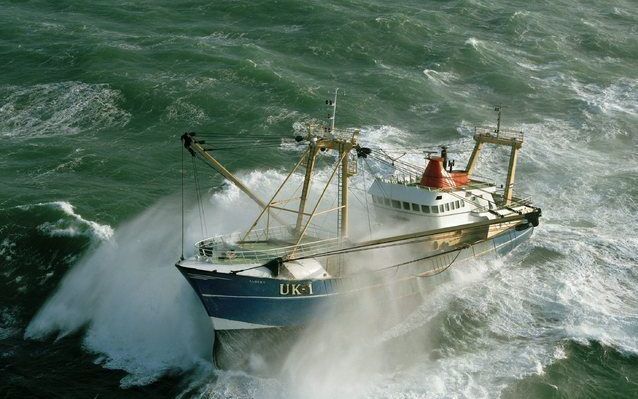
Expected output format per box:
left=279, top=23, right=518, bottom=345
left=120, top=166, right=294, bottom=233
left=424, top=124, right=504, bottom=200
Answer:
left=195, top=224, right=342, bottom=264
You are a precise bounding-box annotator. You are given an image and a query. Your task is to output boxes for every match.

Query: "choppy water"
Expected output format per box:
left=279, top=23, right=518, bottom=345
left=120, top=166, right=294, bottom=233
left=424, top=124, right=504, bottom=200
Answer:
left=1, top=0, right=638, bottom=397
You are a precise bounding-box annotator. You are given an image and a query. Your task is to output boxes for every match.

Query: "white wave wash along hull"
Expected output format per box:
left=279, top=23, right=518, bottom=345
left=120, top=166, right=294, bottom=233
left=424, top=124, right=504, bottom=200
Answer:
left=175, top=94, right=541, bottom=369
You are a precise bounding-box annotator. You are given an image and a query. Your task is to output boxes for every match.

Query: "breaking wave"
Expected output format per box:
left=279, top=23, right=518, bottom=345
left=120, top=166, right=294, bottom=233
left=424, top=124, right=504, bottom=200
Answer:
left=24, top=199, right=213, bottom=387
left=22, top=201, right=115, bottom=241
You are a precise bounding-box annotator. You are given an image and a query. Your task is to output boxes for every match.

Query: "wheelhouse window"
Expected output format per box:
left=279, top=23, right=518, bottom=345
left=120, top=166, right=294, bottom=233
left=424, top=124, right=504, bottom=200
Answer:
left=384, top=198, right=391, bottom=206
left=402, top=201, right=410, bottom=210
left=411, top=203, right=420, bottom=212
left=445, top=203, right=450, bottom=212
left=421, top=205, right=430, bottom=213
left=461, top=200, right=465, bottom=207
left=439, top=205, right=445, bottom=213
left=455, top=200, right=460, bottom=208
left=392, top=200, right=401, bottom=209
left=432, top=206, right=439, bottom=214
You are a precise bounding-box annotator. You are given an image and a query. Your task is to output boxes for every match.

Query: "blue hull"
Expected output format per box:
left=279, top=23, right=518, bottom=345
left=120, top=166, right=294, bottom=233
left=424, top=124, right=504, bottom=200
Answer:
left=177, top=225, right=534, bottom=330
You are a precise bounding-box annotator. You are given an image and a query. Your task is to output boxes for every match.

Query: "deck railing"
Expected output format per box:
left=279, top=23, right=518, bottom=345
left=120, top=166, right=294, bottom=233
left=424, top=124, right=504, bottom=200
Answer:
left=194, top=224, right=341, bottom=263
left=378, top=176, right=496, bottom=192
left=474, top=127, right=524, bottom=143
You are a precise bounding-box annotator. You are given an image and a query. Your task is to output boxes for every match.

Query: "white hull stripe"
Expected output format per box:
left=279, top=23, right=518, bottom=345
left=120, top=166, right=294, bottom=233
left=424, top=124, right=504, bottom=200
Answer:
left=186, top=273, right=232, bottom=281
left=211, top=317, right=274, bottom=330
left=203, top=293, right=331, bottom=299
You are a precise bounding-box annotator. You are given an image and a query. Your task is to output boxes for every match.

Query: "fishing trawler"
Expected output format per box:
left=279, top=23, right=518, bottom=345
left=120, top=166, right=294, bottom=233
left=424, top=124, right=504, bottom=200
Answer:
left=176, top=94, right=541, bottom=368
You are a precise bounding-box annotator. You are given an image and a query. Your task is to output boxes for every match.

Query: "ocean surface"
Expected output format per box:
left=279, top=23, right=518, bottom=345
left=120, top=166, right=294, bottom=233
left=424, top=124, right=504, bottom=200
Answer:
left=1, top=0, right=637, bottom=397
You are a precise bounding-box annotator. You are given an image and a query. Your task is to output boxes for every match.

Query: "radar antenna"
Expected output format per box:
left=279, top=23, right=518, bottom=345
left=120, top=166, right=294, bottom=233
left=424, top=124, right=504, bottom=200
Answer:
left=424, top=150, right=437, bottom=159
left=379, top=149, right=406, bottom=166
left=324, top=88, right=340, bottom=135
left=494, top=105, right=503, bottom=133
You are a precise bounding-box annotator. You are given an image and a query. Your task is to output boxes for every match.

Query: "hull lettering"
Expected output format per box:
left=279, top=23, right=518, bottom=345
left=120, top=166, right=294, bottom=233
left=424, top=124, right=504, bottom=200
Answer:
left=279, top=283, right=314, bottom=296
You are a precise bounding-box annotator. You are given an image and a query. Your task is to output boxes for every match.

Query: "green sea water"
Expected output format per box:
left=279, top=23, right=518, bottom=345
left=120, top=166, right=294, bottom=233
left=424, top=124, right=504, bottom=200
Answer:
left=1, top=0, right=637, bottom=397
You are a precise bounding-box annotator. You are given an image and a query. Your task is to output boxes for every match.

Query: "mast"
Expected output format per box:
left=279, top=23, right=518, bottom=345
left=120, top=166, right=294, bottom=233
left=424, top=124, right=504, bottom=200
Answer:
left=296, top=89, right=341, bottom=235
left=240, top=132, right=358, bottom=252
left=465, top=108, right=523, bottom=206
left=503, top=145, right=519, bottom=205
left=340, top=143, right=349, bottom=238
left=295, top=142, right=319, bottom=234
left=292, top=148, right=348, bottom=249
left=495, top=105, right=502, bottom=133
left=330, top=88, right=339, bottom=133
left=183, top=91, right=359, bottom=250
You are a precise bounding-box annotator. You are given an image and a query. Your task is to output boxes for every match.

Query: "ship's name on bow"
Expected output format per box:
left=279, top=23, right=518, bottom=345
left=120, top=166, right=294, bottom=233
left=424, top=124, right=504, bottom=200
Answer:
left=279, top=283, right=313, bottom=296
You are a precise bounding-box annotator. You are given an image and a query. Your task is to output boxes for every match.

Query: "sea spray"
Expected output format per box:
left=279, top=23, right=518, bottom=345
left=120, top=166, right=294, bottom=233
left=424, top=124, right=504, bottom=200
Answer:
left=18, top=118, right=638, bottom=396
left=22, top=165, right=353, bottom=386
left=25, top=198, right=213, bottom=387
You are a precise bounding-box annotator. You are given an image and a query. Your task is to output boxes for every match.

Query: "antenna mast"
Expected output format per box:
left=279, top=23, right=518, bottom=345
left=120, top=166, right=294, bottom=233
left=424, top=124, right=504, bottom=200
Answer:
left=330, top=88, right=339, bottom=133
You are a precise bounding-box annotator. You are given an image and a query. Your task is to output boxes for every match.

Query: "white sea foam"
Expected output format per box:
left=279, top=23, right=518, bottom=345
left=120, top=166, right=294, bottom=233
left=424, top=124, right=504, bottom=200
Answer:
left=465, top=37, right=482, bottom=49
left=164, top=97, right=207, bottom=123
left=611, top=7, right=632, bottom=18
left=0, top=81, right=130, bottom=139
left=222, top=120, right=638, bottom=398
left=195, top=31, right=247, bottom=48
left=265, top=107, right=299, bottom=125
left=24, top=120, right=638, bottom=394
left=0, top=307, right=19, bottom=341
left=180, top=126, right=549, bottom=398
left=516, top=61, right=542, bottom=71
left=35, top=151, right=93, bottom=179
left=422, top=69, right=459, bottom=86
left=0, top=237, right=17, bottom=263
left=570, top=78, right=638, bottom=117
left=187, top=118, right=638, bottom=398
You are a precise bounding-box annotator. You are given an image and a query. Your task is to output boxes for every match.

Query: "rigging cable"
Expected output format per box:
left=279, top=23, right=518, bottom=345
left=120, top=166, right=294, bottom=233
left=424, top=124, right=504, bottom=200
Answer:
left=227, top=212, right=527, bottom=275
left=286, top=216, right=519, bottom=261
left=360, top=158, right=373, bottom=239
left=191, top=156, right=208, bottom=238
left=382, top=243, right=467, bottom=277
left=180, top=144, right=184, bottom=260
left=230, top=238, right=473, bottom=277
left=364, top=157, right=392, bottom=203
